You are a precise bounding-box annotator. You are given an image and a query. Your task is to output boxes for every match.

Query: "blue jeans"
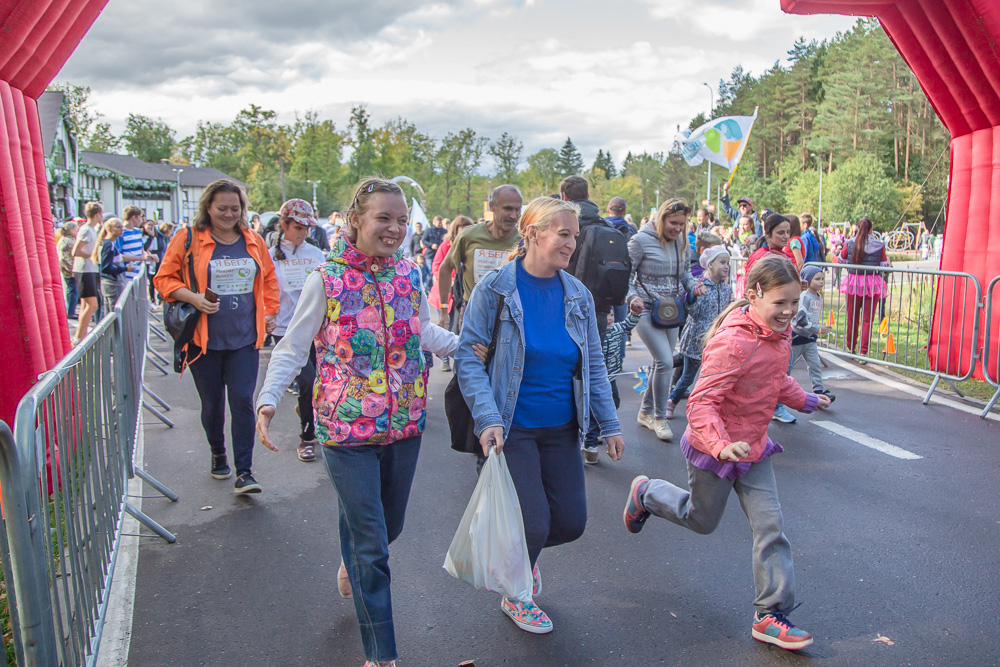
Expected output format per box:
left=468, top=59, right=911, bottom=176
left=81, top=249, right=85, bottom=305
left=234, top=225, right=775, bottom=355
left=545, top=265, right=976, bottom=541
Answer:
left=187, top=345, right=259, bottom=476
left=321, top=436, right=422, bottom=663
left=505, top=422, right=587, bottom=566
left=63, top=275, right=79, bottom=319
left=668, top=355, right=701, bottom=404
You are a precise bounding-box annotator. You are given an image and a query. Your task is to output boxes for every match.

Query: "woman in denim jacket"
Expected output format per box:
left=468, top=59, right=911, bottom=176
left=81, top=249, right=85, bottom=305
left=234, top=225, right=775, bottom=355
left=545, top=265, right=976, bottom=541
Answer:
left=455, top=197, right=625, bottom=635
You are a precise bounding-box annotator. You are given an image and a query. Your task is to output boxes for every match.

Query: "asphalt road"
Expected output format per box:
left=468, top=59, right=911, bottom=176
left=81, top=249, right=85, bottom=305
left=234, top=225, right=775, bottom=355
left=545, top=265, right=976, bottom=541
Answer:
left=126, top=334, right=1000, bottom=666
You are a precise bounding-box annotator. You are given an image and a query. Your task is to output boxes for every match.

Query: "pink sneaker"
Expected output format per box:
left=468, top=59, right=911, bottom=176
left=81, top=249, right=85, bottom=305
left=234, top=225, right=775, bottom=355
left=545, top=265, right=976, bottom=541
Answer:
left=664, top=399, right=676, bottom=419
left=532, top=563, right=542, bottom=597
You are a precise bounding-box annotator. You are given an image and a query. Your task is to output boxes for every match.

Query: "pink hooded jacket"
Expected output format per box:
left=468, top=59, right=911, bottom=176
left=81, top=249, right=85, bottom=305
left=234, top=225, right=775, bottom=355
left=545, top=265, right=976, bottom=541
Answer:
left=684, top=305, right=817, bottom=462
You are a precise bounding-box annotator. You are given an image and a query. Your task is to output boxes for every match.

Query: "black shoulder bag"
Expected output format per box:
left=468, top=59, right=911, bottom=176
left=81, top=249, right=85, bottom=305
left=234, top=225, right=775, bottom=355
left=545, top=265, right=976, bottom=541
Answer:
left=444, top=295, right=506, bottom=453
left=162, top=227, right=201, bottom=372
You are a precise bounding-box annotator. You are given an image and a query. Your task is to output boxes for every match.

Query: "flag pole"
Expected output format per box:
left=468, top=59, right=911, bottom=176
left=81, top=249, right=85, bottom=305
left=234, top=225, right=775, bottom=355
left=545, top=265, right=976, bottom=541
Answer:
left=727, top=107, right=758, bottom=187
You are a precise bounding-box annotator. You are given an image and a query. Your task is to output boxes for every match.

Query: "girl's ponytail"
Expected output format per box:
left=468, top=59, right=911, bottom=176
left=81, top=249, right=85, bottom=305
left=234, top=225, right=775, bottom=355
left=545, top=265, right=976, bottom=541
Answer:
left=703, top=299, right=748, bottom=346
left=273, top=225, right=287, bottom=261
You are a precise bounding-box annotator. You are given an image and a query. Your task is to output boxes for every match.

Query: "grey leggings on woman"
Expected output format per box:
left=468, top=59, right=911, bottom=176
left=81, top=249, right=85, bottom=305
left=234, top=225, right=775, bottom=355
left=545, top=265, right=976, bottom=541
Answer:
left=635, top=312, right=679, bottom=419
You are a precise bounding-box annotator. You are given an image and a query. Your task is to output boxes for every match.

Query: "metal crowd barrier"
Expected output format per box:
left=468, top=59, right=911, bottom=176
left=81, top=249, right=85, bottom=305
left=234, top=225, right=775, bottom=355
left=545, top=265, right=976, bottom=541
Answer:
left=802, top=261, right=983, bottom=404
left=114, top=274, right=178, bottom=530
left=981, top=276, right=1000, bottom=417
left=0, top=273, right=177, bottom=666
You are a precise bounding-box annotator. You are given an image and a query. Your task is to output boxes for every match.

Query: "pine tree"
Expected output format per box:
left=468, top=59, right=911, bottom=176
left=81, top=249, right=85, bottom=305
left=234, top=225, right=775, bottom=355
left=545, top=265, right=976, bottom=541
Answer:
left=592, top=149, right=617, bottom=179
left=556, top=137, right=584, bottom=177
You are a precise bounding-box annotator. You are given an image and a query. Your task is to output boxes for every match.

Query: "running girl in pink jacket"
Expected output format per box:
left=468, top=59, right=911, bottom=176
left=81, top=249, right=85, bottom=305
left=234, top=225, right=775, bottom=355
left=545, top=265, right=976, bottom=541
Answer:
left=622, top=254, right=831, bottom=651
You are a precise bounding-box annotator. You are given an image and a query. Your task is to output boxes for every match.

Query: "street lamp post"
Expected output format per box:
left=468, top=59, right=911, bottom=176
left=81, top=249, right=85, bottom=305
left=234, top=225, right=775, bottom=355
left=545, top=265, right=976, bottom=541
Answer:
left=307, top=180, right=321, bottom=212
left=811, top=153, right=823, bottom=224
left=703, top=82, right=714, bottom=211
left=171, top=167, right=184, bottom=221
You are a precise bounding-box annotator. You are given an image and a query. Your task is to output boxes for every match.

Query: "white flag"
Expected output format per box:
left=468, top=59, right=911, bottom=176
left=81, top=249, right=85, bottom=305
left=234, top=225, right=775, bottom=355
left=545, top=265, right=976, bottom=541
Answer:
left=676, top=107, right=758, bottom=171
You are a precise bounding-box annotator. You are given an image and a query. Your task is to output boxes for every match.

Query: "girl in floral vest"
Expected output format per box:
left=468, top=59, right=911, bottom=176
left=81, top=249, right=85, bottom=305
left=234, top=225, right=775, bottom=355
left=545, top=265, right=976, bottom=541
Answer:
left=255, top=178, right=458, bottom=667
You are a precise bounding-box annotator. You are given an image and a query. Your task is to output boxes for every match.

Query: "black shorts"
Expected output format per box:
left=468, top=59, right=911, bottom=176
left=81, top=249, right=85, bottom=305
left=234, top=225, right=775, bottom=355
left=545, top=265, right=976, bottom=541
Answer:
left=74, top=272, right=99, bottom=299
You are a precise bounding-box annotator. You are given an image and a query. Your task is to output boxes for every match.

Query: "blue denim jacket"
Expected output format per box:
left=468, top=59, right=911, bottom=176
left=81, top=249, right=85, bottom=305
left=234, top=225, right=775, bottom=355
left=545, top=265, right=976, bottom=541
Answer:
left=454, top=260, right=622, bottom=440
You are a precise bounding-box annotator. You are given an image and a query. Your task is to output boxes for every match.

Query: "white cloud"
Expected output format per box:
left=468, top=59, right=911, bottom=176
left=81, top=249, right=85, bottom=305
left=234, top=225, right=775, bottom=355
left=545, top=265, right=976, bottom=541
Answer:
left=58, top=0, right=860, bottom=169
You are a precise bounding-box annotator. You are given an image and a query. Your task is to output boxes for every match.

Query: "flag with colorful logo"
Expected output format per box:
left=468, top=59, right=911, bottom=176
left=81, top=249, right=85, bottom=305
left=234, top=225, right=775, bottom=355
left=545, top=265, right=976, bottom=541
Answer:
left=676, top=107, right=758, bottom=171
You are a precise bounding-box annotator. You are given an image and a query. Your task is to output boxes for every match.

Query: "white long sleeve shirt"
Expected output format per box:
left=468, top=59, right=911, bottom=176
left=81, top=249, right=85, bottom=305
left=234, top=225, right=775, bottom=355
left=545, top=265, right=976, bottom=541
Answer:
left=268, top=240, right=327, bottom=336
left=256, top=270, right=458, bottom=413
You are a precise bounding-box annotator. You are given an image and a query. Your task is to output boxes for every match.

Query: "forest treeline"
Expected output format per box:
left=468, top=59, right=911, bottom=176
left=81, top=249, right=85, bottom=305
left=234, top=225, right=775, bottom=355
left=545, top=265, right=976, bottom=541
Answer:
left=51, top=18, right=949, bottom=230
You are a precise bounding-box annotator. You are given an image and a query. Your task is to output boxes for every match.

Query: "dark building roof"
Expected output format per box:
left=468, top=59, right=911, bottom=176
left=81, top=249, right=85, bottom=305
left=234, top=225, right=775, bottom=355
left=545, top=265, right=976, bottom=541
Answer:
left=37, top=91, right=66, bottom=156
left=79, top=151, right=247, bottom=188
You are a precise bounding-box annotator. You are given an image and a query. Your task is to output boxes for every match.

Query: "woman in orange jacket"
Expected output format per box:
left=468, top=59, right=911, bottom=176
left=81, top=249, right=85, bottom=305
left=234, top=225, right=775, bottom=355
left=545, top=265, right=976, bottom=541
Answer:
left=154, top=180, right=279, bottom=494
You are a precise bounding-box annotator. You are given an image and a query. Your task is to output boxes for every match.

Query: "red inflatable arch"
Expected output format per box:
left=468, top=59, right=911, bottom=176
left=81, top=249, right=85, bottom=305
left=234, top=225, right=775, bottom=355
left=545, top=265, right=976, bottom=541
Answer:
left=0, top=0, right=109, bottom=424
left=782, top=0, right=1000, bottom=381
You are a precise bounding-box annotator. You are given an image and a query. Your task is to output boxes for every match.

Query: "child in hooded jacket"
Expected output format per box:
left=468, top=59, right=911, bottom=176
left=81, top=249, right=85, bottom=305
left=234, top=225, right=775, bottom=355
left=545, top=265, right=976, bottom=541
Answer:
left=623, top=254, right=831, bottom=652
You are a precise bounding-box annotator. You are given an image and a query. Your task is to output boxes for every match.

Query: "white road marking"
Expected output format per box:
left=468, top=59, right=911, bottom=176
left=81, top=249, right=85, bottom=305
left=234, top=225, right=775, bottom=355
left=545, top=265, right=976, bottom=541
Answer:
left=812, top=420, right=923, bottom=460
left=819, top=351, right=1000, bottom=423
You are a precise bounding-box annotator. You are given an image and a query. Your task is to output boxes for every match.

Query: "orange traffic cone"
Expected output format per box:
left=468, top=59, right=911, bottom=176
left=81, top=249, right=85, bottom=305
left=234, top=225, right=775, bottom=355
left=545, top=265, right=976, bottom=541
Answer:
left=826, top=310, right=836, bottom=326
left=885, top=333, right=896, bottom=354
left=878, top=317, right=889, bottom=337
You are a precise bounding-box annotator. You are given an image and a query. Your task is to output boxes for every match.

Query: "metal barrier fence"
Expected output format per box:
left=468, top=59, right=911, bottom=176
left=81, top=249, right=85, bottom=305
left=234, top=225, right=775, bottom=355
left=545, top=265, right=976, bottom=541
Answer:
left=0, top=273, right=177, bottom=666
left=982, top=276, right=1000, bottom=417
left=801, top=261, right=983, bottom=404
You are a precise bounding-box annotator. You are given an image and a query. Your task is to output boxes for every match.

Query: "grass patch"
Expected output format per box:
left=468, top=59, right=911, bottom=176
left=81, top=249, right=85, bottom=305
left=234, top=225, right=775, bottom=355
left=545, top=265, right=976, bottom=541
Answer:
left=1, top=565, right=15, bottom=666
left=818, top=270, right=997, bottom=405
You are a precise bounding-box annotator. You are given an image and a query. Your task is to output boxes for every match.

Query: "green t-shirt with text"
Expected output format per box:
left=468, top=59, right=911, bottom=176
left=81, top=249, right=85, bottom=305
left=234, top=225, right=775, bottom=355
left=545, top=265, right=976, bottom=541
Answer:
left=443, top=222, right=521, bottom=298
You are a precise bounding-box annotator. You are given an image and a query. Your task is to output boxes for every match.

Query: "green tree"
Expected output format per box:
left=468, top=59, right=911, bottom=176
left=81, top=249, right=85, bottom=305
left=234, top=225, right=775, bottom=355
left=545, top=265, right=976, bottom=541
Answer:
left=46, top=82, right=98, bottom=146
left=824, top=154, right=901, bottom=229
left=177, top=120, right=239, bottom=173
left=488, top=132, right=523, bottom=183
left=87, top=121, right=122, bottom=153
left=556, top=137, right=584, bottom=177
left=346, top=106, right=376, bottom=186
left=592, top=149, right=617, bottom=179
left=524, top=148, right=559, bottom=195
left=122, top=113, right=175, bottom=163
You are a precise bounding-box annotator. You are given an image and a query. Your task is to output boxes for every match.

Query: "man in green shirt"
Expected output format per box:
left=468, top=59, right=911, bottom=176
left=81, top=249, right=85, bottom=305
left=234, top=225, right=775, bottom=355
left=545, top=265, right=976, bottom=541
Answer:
left=436, top=184, right=523, bottom=330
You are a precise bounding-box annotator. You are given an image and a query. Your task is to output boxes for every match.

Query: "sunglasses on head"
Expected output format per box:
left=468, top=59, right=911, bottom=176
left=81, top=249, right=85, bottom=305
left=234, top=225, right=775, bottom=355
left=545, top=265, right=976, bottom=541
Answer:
left=663, top=201, right=691, bottom=216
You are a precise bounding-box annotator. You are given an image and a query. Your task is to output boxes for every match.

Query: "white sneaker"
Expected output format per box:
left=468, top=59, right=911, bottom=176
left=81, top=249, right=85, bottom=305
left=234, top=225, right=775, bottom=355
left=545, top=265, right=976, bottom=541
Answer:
left=654, top=419, right=673, bottom=441
left=637, top=411, right=655, bottom=430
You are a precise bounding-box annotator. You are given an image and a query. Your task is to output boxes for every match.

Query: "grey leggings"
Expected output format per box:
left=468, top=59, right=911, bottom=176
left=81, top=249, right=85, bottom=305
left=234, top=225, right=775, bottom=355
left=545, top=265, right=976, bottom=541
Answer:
left=635, top=312, right=679, bottom=419
left=642, top=458, right=795, bottom=614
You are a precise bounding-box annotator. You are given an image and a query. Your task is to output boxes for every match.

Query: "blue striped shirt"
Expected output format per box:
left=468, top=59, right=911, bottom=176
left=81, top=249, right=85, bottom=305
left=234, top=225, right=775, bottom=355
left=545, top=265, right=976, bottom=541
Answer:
left=120, top=227, right=144, bottom=279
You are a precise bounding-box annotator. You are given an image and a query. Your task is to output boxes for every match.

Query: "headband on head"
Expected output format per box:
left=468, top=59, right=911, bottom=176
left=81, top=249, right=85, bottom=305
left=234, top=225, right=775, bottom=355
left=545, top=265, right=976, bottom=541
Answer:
left=699, top=245, right=730, bottom=269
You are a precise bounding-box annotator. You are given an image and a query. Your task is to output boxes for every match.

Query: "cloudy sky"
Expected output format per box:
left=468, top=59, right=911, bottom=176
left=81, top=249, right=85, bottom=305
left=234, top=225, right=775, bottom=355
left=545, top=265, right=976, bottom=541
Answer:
left=56, top=0, right=858, bottom=167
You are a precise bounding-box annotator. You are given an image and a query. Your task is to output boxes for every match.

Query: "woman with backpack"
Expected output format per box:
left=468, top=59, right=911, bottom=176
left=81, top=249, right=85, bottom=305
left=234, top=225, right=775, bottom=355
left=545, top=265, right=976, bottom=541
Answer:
left=629, top=198, right=706, bottom=442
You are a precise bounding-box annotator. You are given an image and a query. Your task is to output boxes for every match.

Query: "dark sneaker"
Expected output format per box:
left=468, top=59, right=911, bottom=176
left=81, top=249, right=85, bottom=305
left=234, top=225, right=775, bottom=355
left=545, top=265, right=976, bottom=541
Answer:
left=582, top=446, right=599, bottom=465
left=623, top=475, right=651, bottom=533
left=211, top=455, right=232, bottom=480
left=752, top=611, right=813, bottom=650
left=234, top=473, right=262, bottom=494
left=816, top=389, right=836, bottom=403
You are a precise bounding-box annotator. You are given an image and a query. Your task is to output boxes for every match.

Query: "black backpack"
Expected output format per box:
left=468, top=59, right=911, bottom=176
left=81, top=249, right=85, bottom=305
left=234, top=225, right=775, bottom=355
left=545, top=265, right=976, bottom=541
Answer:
left=572, top=223, right=632, bottom=309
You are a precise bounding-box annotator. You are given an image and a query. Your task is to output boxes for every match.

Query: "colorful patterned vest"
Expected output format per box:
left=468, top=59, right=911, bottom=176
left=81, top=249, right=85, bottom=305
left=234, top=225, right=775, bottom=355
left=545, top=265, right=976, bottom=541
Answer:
left=313, top=237, right=428, bottom=447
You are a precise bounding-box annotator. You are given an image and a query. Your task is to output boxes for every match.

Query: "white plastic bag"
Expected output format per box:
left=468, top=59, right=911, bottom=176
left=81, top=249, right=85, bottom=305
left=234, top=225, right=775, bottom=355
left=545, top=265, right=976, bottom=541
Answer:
left=443, top=448, right=533, bottom=602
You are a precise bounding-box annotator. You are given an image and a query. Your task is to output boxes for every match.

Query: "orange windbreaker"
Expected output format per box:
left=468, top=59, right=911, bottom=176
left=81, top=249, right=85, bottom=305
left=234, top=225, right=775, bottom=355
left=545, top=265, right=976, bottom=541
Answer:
left=153, top=226, right=279, bottom=357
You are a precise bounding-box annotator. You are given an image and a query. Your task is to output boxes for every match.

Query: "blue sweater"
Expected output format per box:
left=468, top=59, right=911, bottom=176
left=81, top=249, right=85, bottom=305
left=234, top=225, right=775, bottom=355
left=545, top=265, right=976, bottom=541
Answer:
left=512, top=260, right=579, bottom=428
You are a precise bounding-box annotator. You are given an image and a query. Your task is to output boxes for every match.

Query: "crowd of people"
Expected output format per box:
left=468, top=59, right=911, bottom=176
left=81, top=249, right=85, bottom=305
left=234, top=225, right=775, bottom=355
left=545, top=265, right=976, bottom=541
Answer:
left=54, top=173, right=908, bottom=667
